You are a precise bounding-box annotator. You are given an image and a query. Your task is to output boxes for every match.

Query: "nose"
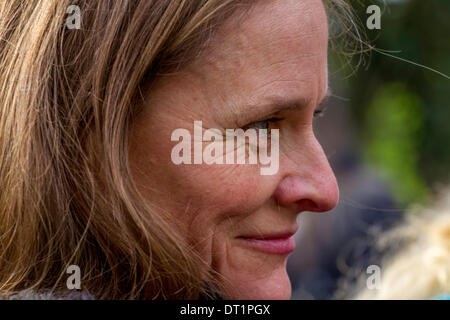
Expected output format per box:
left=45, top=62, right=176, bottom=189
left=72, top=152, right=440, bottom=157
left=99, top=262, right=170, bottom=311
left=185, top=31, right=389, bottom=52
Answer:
left=273, top=140, right=339, bottom=213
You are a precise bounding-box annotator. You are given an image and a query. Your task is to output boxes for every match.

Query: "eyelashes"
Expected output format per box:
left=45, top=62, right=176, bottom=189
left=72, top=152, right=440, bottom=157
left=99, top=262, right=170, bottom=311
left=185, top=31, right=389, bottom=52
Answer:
left=241, top=100, right=330, bottom=132
left=314, top=101, right=330, bottom=119
left=243, top=105, right=328, bottom=130
left=313, top=108, right=326, bottom=118
left=233, top=104, right=328, bottom=153
left=243, top=117, right=284, bottom=131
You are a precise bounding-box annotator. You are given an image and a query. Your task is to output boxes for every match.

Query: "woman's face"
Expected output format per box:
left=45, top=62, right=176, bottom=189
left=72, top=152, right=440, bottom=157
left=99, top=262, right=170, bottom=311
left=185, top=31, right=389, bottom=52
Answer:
left=129, top=0, right=338, bottom=299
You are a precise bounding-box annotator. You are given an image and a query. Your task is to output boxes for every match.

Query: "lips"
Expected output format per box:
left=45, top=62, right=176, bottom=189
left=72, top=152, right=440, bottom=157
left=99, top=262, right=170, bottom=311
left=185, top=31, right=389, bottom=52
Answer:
left=236, top=232, right=296, bottom=255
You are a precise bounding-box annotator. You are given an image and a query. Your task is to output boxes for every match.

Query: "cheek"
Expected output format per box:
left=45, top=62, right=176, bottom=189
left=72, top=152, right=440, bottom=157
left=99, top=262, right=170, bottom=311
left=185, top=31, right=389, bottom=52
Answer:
left=131, top=131, right=277, bottom=225
left=166, top=164, right=278, bottom=265
left=173, top=164, right=274, bottom=219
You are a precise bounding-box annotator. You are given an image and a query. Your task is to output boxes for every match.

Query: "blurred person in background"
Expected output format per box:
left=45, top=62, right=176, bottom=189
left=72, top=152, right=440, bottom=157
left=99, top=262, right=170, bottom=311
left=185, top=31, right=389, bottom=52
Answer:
left=341, top=188, right=450, bottom=300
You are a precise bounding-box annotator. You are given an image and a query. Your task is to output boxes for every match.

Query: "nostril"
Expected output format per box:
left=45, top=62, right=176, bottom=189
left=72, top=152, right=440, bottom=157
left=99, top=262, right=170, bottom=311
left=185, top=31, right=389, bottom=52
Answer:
left=295, top=199, right=320, bottom=212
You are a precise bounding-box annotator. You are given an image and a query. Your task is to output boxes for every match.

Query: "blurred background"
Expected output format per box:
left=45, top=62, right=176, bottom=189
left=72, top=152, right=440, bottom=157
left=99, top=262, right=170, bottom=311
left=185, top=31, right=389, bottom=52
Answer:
left=288, top=0, right=450, bottom=299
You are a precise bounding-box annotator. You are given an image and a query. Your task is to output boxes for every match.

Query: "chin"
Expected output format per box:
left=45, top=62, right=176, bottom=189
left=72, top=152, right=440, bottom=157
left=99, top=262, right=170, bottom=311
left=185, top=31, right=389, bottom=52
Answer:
left=224, top=266, right=292, bottom=300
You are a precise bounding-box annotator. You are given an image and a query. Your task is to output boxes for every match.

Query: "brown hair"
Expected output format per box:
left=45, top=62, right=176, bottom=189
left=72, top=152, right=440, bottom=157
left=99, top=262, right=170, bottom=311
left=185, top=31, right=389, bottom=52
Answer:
left=0, top=0, right=352, bottom=299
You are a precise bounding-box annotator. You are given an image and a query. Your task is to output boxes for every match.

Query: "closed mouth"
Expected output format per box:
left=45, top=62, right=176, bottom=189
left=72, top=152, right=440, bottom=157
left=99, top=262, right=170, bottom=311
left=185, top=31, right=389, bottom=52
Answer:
left=236, top=232, right=296, bottom=255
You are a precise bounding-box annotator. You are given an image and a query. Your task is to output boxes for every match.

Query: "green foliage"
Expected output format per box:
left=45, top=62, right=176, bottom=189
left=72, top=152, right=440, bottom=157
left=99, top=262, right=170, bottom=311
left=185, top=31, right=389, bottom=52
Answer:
left=334, top=0, right=450, bottom=206
left=364, top=83, right=429, bottom=205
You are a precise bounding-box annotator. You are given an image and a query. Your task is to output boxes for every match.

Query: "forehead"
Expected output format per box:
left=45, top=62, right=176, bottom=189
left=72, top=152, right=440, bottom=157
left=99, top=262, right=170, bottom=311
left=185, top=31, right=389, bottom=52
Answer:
left=190, top=0, right=329, bottom=110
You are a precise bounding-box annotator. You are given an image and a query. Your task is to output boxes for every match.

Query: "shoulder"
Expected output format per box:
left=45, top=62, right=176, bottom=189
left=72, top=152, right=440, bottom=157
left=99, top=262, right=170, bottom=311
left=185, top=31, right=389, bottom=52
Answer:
left=1, top=289, right=95, bottom=300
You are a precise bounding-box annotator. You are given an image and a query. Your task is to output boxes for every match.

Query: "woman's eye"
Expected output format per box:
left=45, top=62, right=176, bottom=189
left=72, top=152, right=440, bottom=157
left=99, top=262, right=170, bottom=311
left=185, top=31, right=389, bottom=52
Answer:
left=244, top=117, right=283, bottom=131
left=247, top=120, right=270, bottom=131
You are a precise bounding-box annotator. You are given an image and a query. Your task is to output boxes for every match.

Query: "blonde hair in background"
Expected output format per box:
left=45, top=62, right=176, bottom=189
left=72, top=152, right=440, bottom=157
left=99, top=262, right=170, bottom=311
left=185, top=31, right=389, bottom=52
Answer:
left=354, top=189, right=450, bottom=299
left=0, top=0, right=353, bottom=299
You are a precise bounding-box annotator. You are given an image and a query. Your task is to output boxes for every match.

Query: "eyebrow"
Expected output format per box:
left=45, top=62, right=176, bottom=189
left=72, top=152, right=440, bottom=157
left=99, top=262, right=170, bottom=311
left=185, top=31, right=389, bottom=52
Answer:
left=235, top=87, right=332, bottom=124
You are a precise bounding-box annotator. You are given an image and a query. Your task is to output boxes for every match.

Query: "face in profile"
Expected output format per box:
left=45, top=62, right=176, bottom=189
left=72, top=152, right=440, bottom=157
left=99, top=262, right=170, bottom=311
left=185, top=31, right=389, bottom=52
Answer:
left=129, top=0, right=339, bottom=299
